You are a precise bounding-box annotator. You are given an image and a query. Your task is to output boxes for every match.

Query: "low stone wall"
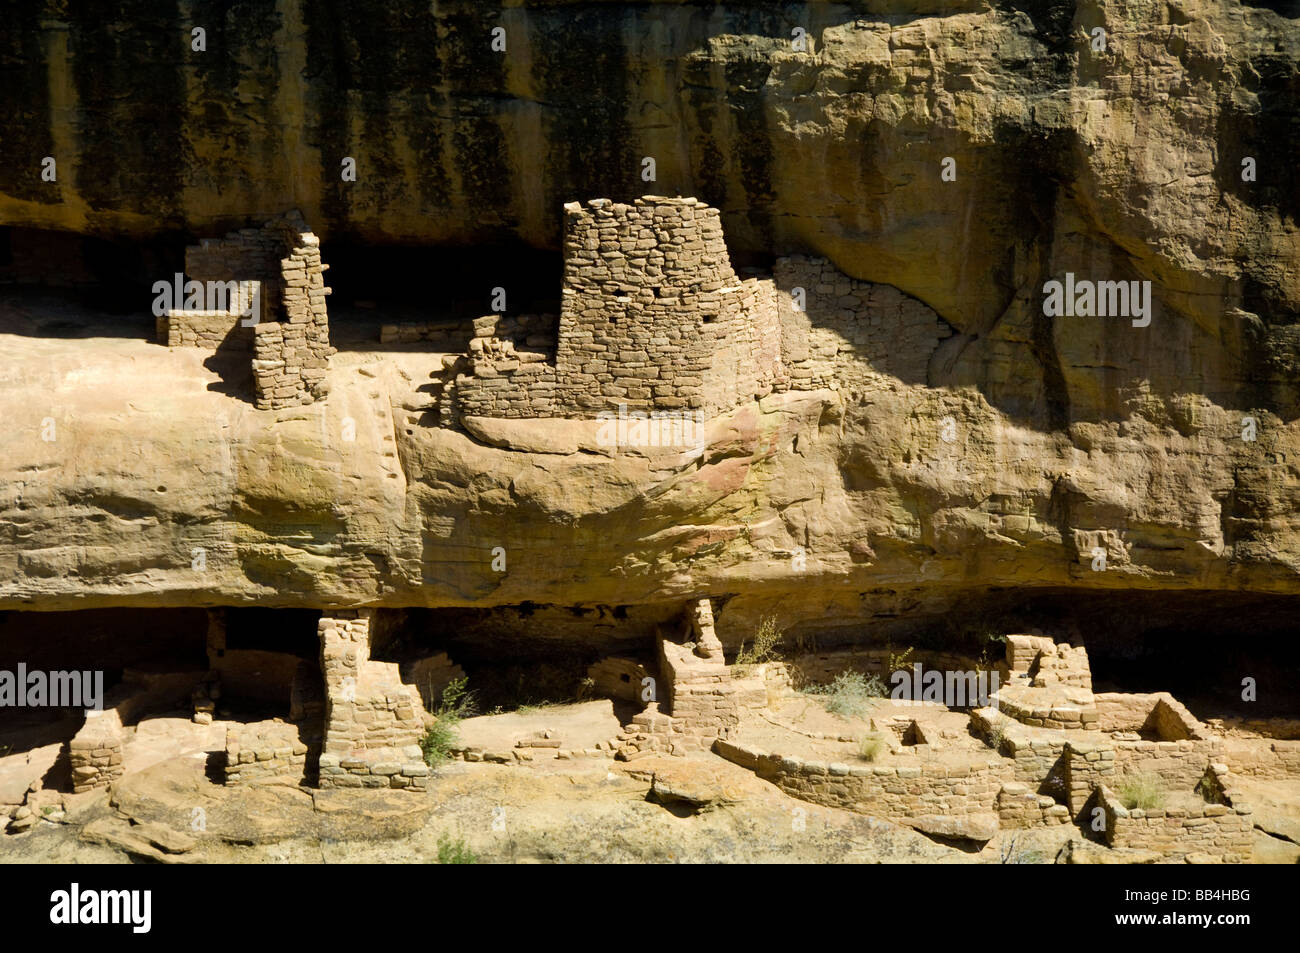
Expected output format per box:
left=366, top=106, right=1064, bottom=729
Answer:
left=1112, top=739, right=1225, bottom=789
left=716, top=738, right=1013, bottom=826
left=69, top=710, right=125, bottom=793
left=993, top=686, right=1099, bottom=730
left=1216, top=738, right=1300, bottom=781
left=1094, top=771, right=1253, bottom=863
left=157, top=280, right=262, bottom=350
left=379, top=319, right=476, bottom=348
left=1210, top=717, right=1300, bottom=740
left=224, top=720, right=314, bottom=785
left=1094, top=691, right=1205, bottom=738
left=775, top=647, right=1002, bottom=693
left=67, top=669, right=200, bottom=793
left=974, top=709, right=1072, bottom=787
left=997, top=781, right=1072, bottom=828
left=454, top=314, right=559, bottom=417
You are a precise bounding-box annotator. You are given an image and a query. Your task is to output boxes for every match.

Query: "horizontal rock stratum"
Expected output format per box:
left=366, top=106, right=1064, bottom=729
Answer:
left=2, top=3, right=1300, bottom=652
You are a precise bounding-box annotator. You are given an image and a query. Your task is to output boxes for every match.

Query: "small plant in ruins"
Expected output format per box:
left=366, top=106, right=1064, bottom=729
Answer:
left=885, top=644, right=914, bottom=677
left=734, top=616, right=784, bottom=671
left=858, top=733, right=885, bottom=762
left=436, top=833, right=478, bottom=864
left=1118, top=774, right=1167, bottom=811
left=420, top=677, right=477, bottom=769
left=804, top=671, right=885, bottom=719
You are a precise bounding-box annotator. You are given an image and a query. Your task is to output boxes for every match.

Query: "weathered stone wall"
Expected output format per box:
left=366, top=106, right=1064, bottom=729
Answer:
left=456, top=197, right=782, bottom=420
left=252, top=223, right=333, bottom=410
left=67, top=669, right=199, bottom=793
left=379, top=320, right=477, bottom=349
left=777, top=647, right=998, bottom=690
left=223, top=720, right=313, bottom=785
left=317, top=610, right=429, bottom=791
left=773, top=256, right=953, bottom=393
left=68, top=710, right=124, bottom=793
left=717, top=738, right=1013, bottom=824
left=1094, top=768, right=1254, bottom=864
left=1219, top=739, right=1300, bottom=780
left=156, top=280, right=263, bottom=350
left=398, top=652, right=466, bottom=713
left=157, top=212, right=334, bottom=409
left=454, top=314, right=559, bottom=418
left=997, top=781, right=1072, bottom=829
left=1112, top=739, right=1226, bottom=789
left=657, top=636, right=740, bottom=746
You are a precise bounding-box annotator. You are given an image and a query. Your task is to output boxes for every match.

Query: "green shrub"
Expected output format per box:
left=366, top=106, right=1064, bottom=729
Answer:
left=735, top=617, right=783, bottom=670
left=420, top=677, right=477, bottom=769
left=420, top=718, right=460, bottom=769
left=858, top=734, right=885, bottom=762
left=438, top=677, right=476, bottom=718
left=885, top=645, right=914, bottom=677
left=436, top=833, right=478, bottom=864
left=804, top=671, right=885, bottom=719
left=1118, top=775, right=1166, bottom=811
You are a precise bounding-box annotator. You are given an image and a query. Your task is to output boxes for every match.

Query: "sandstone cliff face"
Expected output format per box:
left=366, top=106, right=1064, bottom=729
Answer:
left=2, top=2, right=1300, bottom=646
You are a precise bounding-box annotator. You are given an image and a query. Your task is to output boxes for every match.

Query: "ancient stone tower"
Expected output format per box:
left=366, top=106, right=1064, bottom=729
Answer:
left=455, top=196, right=782, bottom=420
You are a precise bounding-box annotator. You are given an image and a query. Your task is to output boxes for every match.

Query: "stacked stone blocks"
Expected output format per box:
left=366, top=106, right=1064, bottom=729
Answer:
left=456, top=197, right=783, bottom=420
left=317, top=610, right=429, bottom=791
left=157, top=211, right=334, bottom=410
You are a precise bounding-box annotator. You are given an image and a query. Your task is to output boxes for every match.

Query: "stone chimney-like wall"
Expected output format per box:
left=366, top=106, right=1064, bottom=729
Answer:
left=251, top=223, right=333, bottom=410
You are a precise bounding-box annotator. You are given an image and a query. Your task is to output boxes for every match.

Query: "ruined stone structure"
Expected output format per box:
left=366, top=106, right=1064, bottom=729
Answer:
left=455, top=197, right=783, bottom=420
left=158, top=212, right=334, bottom=410
left=451, top=197, right=954, bottom=425
left=317, top=610, right=430, bottom=790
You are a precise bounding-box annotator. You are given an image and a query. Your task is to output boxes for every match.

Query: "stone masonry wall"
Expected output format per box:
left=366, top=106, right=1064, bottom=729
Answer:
left=252, top=221, right=333, bottom=410
left=156, top=280, right=264, bottom=351
left=379, top=319, right=476, bottom=349
left=316, top=610, right=429, bottom=791
left=157, top=212, right=333, bottom=410
left=453, top=314, right=559, bottom=418
left=159, top=218, right=289, bottom=349
left=1094, top=767, right=1254, bottom=863
left=455, top=197, right=782, bottom=420
left=224, top=720, right=314, bottom=785
left=68, top=709, right=124, bottom=793
left=773, top=256, right=953, bottom=395
left=1219, top=739, right=1300, bottom=780
left=716, top=738, right=1013, bottom=825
